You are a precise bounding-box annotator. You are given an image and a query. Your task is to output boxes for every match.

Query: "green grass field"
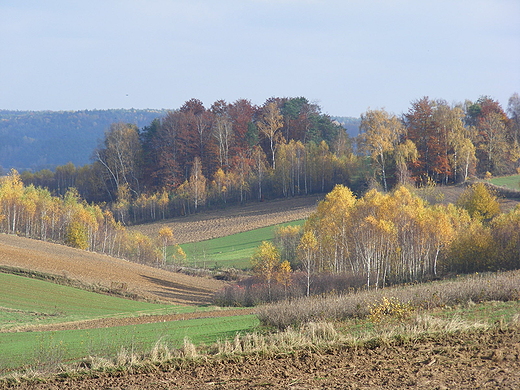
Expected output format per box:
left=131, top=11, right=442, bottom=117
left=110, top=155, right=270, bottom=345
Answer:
left=0, top=314, right=258, bottom=371
left=490, top=174, right=520, bottom=189
left=176, top=220, right=304, bottom=269
left=0, top=272, right=258, bottom=372
left=0, top=273, right=210, bottom=331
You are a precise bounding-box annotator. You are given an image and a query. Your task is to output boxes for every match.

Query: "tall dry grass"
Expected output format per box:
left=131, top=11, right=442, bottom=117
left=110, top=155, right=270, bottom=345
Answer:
left=257, top=270, right=520, bottom=329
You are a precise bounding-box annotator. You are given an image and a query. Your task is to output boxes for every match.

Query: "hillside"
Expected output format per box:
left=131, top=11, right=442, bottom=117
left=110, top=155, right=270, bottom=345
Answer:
left=0, top=109, right=167, bottom=171
left=0, top=234, right=224, bottom=305
left=131, top=195, right=322, bottom=244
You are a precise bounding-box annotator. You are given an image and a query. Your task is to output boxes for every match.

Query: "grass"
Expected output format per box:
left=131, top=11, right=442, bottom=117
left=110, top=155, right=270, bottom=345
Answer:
left=176, top=220, right=304, bottom=270
left=257, top=270, right=520, bottom=329
left=4, top=301, right=517, bottom=379
left=490, top=174, right=520, bottom=190
left=0, top=271, right=258, bottom=373
left=0, top=272, right=211, bottom=331
left=2, top=269, right=519, bottom=378
left=0, top=314, right=259, bottom=372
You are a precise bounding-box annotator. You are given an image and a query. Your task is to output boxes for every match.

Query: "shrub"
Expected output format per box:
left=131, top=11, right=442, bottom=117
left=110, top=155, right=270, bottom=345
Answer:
left=369, top=297, right=413, bottom=323
left=213, top=272, right=366, bottom=307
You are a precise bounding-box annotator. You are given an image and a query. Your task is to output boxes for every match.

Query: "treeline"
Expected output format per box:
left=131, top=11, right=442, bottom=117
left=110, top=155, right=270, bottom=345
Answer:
left=0, top=171, right=165, bottom=265
left=19, top=94, right=520, bottom=225
left=21, top=97, right=357, bottom=223
left=359, top=94, right=520, bottom=190
left=216, top=182, right=520, bottom=306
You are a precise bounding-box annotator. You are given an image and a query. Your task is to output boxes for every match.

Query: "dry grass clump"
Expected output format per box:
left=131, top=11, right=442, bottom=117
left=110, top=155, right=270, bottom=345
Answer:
left=212, top=322, right=342, bottom=357
left=257, top=270, right=520, bottom=329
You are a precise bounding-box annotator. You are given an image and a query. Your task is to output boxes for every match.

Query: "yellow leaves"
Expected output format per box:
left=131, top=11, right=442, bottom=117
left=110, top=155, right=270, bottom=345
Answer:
left=369, top=297, right=413, bottom=323
left=170, top=244, right=187, bottom=265
left=276, top=260, right=292, bottom=286
left=251, top=241, right=280, bottom=277
left=158, top=226, right=174, bottom=243
left=304, top=184, right=465, bottom=285
left=456, top=182, right=501, bottom=222
left=298, top=230, right=318, bottom=253
left=65, top=221, right=89, bottom=250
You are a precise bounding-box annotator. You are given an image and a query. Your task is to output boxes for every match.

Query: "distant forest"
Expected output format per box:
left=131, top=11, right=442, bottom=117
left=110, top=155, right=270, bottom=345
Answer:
left=0, top=109, right=169, bottom=172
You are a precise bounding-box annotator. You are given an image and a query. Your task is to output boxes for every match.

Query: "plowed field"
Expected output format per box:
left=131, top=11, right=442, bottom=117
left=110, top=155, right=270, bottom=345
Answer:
left=9, top=326, right=520, bottom=389
left=0, top=234, right=224, bottom=305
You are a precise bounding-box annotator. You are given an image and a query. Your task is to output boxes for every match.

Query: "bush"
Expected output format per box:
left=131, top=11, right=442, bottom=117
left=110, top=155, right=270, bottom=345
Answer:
left=213, top=272, right=366, bottom=307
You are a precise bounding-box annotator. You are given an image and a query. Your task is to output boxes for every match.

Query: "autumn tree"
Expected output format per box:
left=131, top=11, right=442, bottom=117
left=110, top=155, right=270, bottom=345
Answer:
left=394, top=139, right=418, bottom=185
left=228, top=99, right=257, bottom=155
left=95, top=122, right=143, bottom=200
left=211, top=101, right=234, bottom=169
left=187, top=157, right=207, bottom=211
left=158, top=226, right=174, bottom=264
left=257, top=101, right=284, bottom=169
left=179, top=99, right=217, bottom=177
left=433, top=101, right=474, bottom=183
left=456, top=182, right=500, bottom=222
left=251, top=145, right=268, bottom=201
left=404, top=98, right=451, bottom=184
left=359, top=108, right=405, bottom=191
left=280, top=97, right=317, bottom=142
left=466, top=97, right=513, bottom=175
left=251, top=241, right=282, bottom=299
left=274, top=224, right=302, bottom=267
left=297, top=230, right=318, bottom=296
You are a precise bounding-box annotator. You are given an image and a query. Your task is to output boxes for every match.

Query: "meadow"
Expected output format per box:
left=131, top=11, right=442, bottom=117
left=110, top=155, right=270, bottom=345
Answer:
left=0, top=272, right=257, bottom=372
left=490, top=173, right=520, bottom=189
left=0, top=313, right=258, bottom=372
left=176, top=220, right=304, bottom=269
left=0, top=273, right=197, bottom=330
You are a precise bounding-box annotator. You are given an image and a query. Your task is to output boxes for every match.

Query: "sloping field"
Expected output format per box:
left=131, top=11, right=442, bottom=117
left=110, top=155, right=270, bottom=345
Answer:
left=0, top=234, right=224, bottom=305
left=131, top=195, right=322, bottom=244
left=0, top=196, right=322, bottom=307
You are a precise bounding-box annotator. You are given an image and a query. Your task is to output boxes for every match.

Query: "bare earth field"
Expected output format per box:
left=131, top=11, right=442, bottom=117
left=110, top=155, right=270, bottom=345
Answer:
left=0, top=234, right=224, bottom=306
left=10, top=326, right=520, bottom=389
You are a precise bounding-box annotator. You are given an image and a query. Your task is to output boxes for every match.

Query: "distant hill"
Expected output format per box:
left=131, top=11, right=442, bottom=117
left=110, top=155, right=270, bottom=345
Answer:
left=333, top=116, right=361, bottom=138
left=0, top=109, right=168, bottom=172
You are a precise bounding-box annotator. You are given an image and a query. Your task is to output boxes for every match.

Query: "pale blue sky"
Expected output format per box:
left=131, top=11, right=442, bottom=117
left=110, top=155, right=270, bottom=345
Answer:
left=1, top=0, right=518, bottom=117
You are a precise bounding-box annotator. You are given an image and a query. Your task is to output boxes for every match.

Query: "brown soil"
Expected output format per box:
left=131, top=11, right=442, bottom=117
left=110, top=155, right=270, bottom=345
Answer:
left=8, top=326, right=520, bottom=389
left=130, top=195, right=322, bottom=244
left=0, top=234, right=224, bottom=306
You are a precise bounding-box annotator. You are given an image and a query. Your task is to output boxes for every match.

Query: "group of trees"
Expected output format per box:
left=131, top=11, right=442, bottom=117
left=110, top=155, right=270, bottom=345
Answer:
left=18, top=94, right=520, bottom=226
left=21, top=97, right=356, bottom=223
left=0, top=170, right=170, bottom=265
left=359, top=94, right=520, bottom=189
left=225, top=182, right=519, bottom=305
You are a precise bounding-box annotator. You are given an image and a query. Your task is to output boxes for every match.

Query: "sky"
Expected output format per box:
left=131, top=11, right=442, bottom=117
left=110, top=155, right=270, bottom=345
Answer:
left=1, top=0, right=519, bottom=117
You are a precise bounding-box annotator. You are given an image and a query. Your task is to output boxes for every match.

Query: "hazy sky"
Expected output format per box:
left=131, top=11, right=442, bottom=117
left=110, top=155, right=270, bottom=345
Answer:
left=1, top=0, right=519, bottom=117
